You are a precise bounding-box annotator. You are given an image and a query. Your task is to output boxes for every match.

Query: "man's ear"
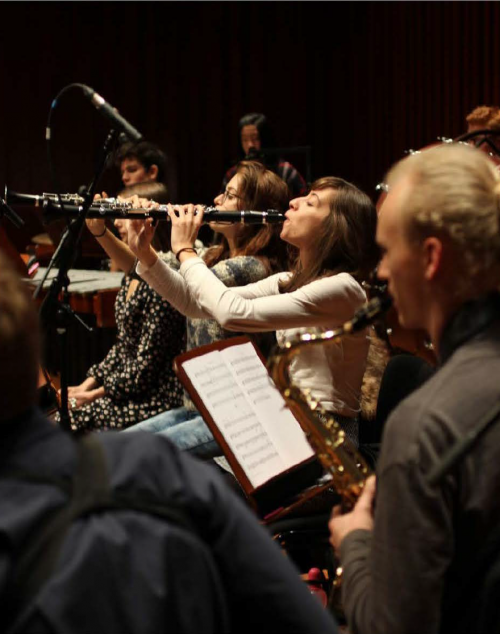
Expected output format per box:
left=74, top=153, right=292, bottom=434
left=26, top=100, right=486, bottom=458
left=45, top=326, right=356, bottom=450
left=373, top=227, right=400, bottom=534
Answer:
left=422, top=236, right=443, bottom=281
left=148, top=164, right=159, bottom=181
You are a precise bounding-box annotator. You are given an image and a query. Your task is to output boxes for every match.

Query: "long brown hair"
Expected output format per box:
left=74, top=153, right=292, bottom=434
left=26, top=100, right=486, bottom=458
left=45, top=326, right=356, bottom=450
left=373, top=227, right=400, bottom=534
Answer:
left=280, top=176, right=379, bottom=293
left=204, top=161, right=290, bottom=273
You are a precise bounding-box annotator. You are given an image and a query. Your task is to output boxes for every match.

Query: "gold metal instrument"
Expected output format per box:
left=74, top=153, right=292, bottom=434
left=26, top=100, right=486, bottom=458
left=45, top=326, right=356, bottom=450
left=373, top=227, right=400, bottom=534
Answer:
left=268, top=294, right=392, bottom=508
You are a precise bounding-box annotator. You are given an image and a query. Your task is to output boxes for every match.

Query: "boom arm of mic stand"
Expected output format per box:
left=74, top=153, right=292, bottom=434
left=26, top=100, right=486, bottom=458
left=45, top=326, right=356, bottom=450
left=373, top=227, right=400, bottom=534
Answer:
left=40, top=128, right=121, bottom=433
left=37, top=213, right=90, bottom=434
left=34, top=225, right=71, bottom=301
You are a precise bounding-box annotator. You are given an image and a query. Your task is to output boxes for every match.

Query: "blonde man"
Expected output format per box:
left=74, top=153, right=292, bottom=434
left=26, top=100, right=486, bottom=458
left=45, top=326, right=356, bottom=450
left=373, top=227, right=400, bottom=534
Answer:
left=330, top=144, right=500, bottom=634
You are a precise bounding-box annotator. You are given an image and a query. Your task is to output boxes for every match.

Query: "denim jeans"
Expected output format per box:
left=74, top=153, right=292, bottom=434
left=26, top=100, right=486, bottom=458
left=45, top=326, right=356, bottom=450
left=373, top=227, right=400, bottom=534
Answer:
left=125, top=406, right=221, bottom=459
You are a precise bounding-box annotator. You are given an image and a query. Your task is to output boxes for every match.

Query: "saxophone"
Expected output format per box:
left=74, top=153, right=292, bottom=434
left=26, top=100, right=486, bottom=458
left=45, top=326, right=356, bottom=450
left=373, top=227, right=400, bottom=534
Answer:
left=268, top=294, right=392, bottom=509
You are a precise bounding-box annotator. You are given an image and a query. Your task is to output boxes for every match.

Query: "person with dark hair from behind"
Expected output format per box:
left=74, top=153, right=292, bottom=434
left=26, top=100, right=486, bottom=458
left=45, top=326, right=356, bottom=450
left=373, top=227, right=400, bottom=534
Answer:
left=222, top=112, right=308, bottom=198
left=57, top=181, right=186, bottom=432
left=329, top=143, right=500, bottom=634
left=116, top=140, right=168, bottom=186
left=0, top=251, right=340, bottom=634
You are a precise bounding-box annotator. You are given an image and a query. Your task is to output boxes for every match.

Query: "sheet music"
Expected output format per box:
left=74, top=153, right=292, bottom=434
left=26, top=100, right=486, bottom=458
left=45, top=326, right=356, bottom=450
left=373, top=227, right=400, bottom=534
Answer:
left=182, top=342, right=314, bottom=488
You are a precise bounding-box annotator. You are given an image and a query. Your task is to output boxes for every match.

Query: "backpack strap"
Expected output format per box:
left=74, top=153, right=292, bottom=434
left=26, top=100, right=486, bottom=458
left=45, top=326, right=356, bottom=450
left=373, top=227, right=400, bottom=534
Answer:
left=3, top=434, right=197, bottom=633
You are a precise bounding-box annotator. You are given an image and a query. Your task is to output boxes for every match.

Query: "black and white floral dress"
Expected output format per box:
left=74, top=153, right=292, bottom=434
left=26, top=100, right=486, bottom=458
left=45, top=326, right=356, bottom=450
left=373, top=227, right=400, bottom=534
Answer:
left=70, top=272, right=185, bottom=432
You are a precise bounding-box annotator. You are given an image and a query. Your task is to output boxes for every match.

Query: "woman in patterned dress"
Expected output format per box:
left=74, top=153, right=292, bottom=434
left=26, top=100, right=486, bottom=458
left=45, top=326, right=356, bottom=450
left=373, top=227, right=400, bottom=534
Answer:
left=62, top=183, right=186, bottom=432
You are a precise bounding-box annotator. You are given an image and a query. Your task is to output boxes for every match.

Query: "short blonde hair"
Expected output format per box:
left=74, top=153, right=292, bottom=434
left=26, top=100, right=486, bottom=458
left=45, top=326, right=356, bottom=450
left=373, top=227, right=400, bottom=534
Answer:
left=386, top=144, right=500, bottom=292
left=0, top=252, right=40, bottom=421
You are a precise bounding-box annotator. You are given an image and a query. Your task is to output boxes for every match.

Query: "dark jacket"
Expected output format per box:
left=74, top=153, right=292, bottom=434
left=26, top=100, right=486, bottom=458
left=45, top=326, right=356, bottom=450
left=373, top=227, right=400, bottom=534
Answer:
left=0, top=408, right=338, bottom=634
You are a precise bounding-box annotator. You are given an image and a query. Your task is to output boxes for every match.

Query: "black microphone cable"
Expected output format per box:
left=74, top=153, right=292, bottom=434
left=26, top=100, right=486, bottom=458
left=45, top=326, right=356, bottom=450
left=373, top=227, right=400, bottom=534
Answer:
left=46, top=83, right=90, bottom=224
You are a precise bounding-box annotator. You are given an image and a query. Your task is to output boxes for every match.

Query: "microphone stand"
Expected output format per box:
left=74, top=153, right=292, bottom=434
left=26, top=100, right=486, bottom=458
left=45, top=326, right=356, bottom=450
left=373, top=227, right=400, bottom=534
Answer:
left=38, top=128, right=119, bottom=433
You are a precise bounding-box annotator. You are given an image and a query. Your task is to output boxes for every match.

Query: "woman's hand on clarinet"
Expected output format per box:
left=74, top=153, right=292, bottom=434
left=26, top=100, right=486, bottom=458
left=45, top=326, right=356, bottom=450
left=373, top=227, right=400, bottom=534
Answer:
left=127, top=195, right=158, bottom=264
left=168, top=203, right=204, bottom=258
left=86, top=192, right=109, bottom=237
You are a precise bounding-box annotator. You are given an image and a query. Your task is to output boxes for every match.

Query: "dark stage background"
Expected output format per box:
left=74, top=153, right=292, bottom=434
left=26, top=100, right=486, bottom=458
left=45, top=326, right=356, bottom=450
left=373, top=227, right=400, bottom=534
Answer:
left=1, top=1, right=500, bottom=209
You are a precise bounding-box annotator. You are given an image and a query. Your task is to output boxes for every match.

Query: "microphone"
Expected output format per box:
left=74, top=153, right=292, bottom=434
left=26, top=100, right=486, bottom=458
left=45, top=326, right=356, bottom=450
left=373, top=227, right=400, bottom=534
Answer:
left=81, top=86, right=143, bottom=142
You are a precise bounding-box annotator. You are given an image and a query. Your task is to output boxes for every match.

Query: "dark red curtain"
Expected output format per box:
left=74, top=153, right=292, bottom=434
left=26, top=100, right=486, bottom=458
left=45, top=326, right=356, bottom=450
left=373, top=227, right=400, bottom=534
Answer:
left=1, top=1, right=499, bottom=207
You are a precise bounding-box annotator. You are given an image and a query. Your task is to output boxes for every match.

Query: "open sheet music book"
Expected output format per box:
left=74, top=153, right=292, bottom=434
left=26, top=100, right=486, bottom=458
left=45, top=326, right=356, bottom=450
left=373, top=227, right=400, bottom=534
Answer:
left=175, top=337, right=333, bottom=519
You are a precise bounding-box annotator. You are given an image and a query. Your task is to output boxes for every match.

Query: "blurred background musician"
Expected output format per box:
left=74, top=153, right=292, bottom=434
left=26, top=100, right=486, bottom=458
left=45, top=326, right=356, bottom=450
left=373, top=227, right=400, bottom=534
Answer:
left=222, top=112, right=308, bottom=199
left=115, top=139, right=168, bottom=187
left=58, top=181, right=185, bottom=432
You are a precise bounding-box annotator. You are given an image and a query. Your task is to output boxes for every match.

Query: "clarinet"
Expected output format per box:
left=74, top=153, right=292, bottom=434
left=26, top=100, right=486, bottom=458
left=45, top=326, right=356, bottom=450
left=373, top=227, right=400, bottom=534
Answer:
left=5, top=190, right=284, bottom=225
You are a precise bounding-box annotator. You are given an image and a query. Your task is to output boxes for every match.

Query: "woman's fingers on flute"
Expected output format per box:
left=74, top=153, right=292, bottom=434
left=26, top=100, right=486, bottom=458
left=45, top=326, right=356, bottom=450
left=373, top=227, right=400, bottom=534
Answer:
left=125, top=194, right=141, bottom=209
left=128, top=218, right=155, bottom=259
left=140, top=197, right=156, bottom=209
left=86, top=217, right=106, bottom=235
left=194, top=204, right=205, bottom=226
left=185, top=204, right=204, bottom=227
left=167, top=203, right=179, bottom=223
left=128, top=218, right=143, bottom=233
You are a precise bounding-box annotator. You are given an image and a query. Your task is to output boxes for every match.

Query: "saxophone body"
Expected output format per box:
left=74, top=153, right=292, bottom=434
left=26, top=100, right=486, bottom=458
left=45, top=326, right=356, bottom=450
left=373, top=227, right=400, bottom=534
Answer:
left=268, top=295, right=391, bottom=508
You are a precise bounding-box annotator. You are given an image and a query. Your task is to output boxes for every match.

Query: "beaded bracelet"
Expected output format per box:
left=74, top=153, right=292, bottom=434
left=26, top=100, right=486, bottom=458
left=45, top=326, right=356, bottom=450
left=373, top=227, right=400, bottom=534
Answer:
left=175, top=247, right=197, bottom=261
left=91, top=227, right=107, bottom=238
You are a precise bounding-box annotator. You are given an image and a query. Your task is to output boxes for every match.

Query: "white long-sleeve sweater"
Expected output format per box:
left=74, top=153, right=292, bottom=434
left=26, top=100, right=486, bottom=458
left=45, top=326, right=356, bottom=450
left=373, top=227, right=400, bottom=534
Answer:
left=138, top=256, right=369, bottom=417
